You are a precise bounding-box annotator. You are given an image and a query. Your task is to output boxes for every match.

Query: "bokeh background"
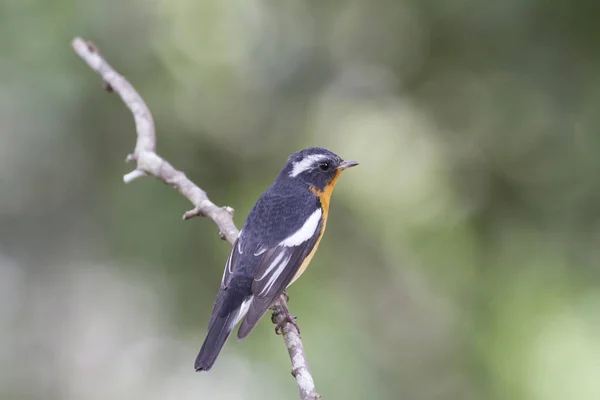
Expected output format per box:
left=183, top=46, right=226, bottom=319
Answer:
left=2, top=0, right=600, bottom=399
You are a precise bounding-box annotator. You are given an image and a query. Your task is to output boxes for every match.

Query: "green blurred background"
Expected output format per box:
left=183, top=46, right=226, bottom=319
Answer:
left=2, top=0, right=600, bottom=399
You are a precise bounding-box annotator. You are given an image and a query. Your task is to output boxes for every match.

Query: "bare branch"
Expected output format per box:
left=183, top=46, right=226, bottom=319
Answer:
left=71, top=37, right=238, bottom=245
left=272, top=298, right=321, bottom=400
left=71, top=37, right=320, bottom=400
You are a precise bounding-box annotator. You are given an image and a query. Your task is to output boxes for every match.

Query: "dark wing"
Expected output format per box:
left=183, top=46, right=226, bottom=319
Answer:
left=196, top=231, right=254, bottom=371
left=205, top=232, right=246, bottom=330
left=219, top=232, right=245, bottom=289
left=237, top=214, right=323, bottom=339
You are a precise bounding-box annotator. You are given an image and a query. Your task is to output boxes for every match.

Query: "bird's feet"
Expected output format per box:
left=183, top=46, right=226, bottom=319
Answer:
left=275, top=312, right=300, bottom=335
left=273, top=294, right=301, bottom=335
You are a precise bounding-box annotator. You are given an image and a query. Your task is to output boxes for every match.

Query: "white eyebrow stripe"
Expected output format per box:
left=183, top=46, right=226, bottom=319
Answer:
left=279, top=208, right=322, bottom=247
left=289, top=154, right=328, bottom=177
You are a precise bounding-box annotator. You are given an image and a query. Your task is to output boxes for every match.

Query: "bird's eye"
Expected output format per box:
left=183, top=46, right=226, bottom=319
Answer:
left=318, top=162, right=330, bottom=171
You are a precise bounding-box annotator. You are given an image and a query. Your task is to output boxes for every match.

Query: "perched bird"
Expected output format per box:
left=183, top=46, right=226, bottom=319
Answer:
left=194, top=147, right=358, bottom=371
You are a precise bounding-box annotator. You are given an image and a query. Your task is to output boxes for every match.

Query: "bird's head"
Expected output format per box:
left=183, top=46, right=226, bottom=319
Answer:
left=281, top=147, right=359, bottom=192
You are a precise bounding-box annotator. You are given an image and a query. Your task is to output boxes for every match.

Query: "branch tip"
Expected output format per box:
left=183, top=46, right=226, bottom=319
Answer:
left=85, top=40, right=98, bottom=53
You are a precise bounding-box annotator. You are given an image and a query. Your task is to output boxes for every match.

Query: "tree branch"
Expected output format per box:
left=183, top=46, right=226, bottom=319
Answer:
left=71, top=37, right=320, bottom=400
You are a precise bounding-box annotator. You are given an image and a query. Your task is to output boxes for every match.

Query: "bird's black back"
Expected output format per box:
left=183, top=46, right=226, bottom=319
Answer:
left=233, top=178, right=320, bottom=278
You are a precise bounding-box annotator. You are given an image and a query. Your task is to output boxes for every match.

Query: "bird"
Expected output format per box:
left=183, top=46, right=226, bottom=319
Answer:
left=194, top=147, right=358, bottom=372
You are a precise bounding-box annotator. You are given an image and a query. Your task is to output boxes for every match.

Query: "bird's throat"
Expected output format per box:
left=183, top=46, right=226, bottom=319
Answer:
left=309, top=170, right=341, bottom=217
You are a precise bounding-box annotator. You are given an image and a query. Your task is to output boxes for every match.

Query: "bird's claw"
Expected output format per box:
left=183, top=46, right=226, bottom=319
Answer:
left=275, top=311, right=300, bottom=335
left=272, top=291, right=300, bottom=335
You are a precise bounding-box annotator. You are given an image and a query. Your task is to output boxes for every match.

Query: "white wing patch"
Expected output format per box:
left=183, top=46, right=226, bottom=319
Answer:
left=289, top=154, right=328, bottom=177
left=232, top=297, right=253, bottom=327
left=223, top=231, right=243, bottom=285
left=222, top=251, right=233, bottom=285
left=279, top=208, right=322, bottom=247
left=258, top=254, right=292, bottom=296
left=255, top=251, right=286, bottom=281
left=254, top=246, right=268, bottom=256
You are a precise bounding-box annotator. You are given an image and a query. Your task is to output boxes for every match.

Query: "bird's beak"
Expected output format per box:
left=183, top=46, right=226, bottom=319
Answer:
left=338, top=160, right=359, bottom=170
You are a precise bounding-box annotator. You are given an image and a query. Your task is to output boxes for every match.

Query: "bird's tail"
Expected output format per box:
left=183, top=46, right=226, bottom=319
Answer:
left=195, top=288, right=250, bottom=371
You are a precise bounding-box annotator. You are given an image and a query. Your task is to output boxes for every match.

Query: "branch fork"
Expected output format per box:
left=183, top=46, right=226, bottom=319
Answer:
left=72, top=37, right=320, bottom=400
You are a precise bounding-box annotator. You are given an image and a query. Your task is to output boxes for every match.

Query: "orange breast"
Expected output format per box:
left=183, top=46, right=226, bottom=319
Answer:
left=310, top=169, right=341, bottom=220
left=288, top=170, right=342, bottom=286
